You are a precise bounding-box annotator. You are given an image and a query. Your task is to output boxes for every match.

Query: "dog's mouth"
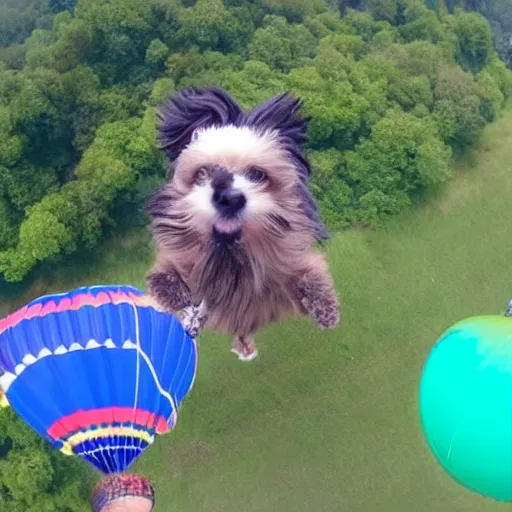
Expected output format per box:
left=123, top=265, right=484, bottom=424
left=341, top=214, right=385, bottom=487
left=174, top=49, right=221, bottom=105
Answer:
left=213, top=217, right=243, bottom=235
left=212, top=225, right=242, bottom=245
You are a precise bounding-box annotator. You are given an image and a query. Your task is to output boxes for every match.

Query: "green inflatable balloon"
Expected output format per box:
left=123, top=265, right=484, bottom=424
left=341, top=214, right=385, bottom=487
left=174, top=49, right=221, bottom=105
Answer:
left=419, top=314, right=512, bottom=501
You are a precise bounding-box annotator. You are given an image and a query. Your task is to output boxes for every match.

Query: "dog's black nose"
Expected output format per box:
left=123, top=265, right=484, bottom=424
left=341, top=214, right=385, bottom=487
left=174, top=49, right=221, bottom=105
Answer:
left=213, top=188, right=246, bottom=217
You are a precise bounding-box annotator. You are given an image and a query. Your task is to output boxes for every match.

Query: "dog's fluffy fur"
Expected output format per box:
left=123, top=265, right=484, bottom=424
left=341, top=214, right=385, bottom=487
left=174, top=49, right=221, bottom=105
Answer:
left=146, top=87, right=340, bottom=360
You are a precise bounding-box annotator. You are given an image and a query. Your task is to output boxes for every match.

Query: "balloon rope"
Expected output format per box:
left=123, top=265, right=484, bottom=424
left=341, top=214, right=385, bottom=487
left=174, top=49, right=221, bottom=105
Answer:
left=131, top=302, right=142, bottom=467
left=181, top=300, right=208, bottom=339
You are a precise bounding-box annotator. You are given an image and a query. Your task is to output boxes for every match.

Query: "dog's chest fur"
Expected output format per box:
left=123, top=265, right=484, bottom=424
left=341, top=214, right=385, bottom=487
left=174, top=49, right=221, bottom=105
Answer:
left=186, top=240, right=299, bottom=336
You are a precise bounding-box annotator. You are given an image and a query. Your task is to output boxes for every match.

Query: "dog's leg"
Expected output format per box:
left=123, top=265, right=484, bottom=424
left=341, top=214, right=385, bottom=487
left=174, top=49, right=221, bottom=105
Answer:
left=146, top=266, right=192, bottom=313
left=294, top=266, right=340, bottom=330
left=231, top=335, right=258, bottom=362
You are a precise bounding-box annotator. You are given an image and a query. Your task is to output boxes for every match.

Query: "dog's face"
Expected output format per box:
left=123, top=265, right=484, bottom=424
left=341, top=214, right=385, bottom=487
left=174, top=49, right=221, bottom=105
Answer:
left=147, top=88, right=330, bottom=257
left=172, top=124, right=299, bottom=244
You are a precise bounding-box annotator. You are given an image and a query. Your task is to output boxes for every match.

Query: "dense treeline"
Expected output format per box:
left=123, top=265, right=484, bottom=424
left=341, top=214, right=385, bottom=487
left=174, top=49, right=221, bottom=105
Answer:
left=336, top=0, right=512, bottom=66
left=0, top=0, right=511, bottom=287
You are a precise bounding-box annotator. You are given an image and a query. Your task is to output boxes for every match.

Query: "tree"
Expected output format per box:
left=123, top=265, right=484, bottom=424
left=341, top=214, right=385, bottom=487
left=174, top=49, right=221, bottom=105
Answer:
left=367, top=0, right=408, bottom=24
left=319, top=32, right=369, bottom=60
left=344, top=8, right=388, bottom=41
left=0, top=198, right=18, bottom=250
left=345, top=109, right=452, bottom=224
left=0, top=6, right=39, bottom=48
left=150, top=0, right=185, bottom=52
left=398, top=2, right=445, bottom=43
left=0, top=407, right=93, bottom=511
left=454, top=11, right=494, bottom=73
left=0, top=44, right=27, bottom=70
left=145, top=38, right=169, bottom=69
left=308, top=149, right=356, bottom=230
left=348, top=62, right=389, bottom=128
left=177, top=0, right=254, bottom=54
left=219, top=59, right=285, bottom=109
left=316, top=10, right=352, bottom=32
left=433, top=63, right=486, bottom=148
left=475, top=69, right=504, bottom=121
left=51, top=17, right=91, bottom=73
left=149, top=76, right=175, bottom=106
left=260, top=0, right=329, bottom=23
left=0, top=163, right=58, bottom=213
left=394, top=74, right=433, bottom=111
left=49, top=0, right=78, bottom=13
left=248, top=15, right=317, bottom=72
left=285, top=65, right=370, bottom=150
left=61, top=64, right=101, bottom=151
left=7, top=67, right=75, bottom=170
left=75, top=0, right=153, bottom=84
left=24, top=27, right=57, bottom=70
left=388, top=40, right=443, bottom=79
left=167, top=47, right=244, bottom=87
left=483, top=55, right=512, bottom=99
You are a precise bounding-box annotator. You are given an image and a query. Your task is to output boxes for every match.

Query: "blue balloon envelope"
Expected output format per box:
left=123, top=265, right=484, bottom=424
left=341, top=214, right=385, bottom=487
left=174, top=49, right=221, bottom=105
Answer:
left=0, top=285, right=198, bottom=475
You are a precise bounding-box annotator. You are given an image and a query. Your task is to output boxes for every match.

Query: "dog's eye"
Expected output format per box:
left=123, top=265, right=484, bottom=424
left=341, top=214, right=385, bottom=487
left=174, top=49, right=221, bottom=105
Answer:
left=194, top=167, right=210, bottom=185
left=246, top=167, right=268, bottom=184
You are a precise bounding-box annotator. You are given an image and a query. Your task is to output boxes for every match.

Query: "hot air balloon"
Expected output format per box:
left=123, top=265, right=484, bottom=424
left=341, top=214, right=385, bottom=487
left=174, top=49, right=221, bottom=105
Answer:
left=419, top=300, right=512, bottom=502
left=0, top=284, right=207, bottom=477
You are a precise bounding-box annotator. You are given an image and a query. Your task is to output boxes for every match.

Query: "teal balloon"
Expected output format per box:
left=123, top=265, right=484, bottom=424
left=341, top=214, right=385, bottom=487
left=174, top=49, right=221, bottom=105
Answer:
left=420, top=316, right=512, bottom=501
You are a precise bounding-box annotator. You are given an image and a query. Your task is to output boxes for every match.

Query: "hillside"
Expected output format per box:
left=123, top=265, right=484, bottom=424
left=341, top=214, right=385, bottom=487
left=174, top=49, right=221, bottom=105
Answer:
left=2, top=104, right=512, bottom=512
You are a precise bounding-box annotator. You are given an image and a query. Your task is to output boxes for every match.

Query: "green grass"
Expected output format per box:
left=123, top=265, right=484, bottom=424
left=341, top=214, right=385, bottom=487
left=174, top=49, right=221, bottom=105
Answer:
left=3, top=111, right=512, bottom=511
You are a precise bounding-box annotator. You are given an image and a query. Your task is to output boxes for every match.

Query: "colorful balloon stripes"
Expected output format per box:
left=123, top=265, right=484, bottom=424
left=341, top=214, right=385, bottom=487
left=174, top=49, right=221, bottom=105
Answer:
left=0, top=285, right=198, bottom=474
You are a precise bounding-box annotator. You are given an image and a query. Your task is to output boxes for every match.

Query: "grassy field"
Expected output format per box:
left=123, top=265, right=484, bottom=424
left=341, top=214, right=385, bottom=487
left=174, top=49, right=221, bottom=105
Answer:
left=2, top=110, right=512, bottom=511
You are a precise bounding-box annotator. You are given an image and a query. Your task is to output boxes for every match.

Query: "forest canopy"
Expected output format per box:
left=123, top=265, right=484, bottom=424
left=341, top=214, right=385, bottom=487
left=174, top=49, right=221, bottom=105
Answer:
left=0, top=0, right=511, bottom=283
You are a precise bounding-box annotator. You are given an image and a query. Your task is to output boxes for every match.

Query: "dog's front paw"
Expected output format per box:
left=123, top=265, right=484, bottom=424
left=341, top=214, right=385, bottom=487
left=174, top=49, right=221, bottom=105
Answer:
left=146, top=270, right=192, bottom=312
left=295, top=273, right=340, bottom=330
left=301, top=295, right=340, bottom=330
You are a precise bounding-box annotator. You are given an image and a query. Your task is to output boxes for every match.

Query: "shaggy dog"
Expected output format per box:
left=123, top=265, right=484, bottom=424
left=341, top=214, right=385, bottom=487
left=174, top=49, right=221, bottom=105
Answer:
left=145, top=87, right=340, bottom=361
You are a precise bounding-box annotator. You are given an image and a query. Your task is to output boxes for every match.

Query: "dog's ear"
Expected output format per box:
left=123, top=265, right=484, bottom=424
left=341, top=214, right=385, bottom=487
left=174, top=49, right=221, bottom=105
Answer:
left=157, top=87, right=243, bottom=161
left=243, top=92, right=310, bottom=146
